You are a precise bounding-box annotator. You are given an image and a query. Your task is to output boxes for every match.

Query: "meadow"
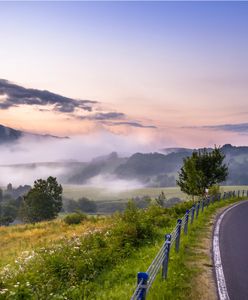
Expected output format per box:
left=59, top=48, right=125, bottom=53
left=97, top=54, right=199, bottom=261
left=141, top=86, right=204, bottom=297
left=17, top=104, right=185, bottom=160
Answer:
left=63, top=184, right=248, bottom=201
left=1, top=186, right=247, bottom=299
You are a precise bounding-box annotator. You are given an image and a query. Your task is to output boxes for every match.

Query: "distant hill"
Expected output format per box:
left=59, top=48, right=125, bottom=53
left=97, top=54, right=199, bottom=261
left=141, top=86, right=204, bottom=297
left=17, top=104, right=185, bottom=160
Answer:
left=2, top=143, right=248, bottom=187
left=68, top=152, right=127, bottom=184
left=67, top=144, right=248, bottom=187
left=0, top=124, right=68, bottom=144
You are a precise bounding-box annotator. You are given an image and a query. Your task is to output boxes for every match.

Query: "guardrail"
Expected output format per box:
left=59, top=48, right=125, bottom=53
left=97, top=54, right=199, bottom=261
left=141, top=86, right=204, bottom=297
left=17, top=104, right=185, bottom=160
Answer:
left=130, top=190, right=248, bottom=300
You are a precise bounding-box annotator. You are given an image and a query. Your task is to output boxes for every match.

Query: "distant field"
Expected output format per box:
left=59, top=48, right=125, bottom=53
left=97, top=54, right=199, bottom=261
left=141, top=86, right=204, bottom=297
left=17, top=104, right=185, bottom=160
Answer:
left=63, top=185, right=186, bottom=201
left=62, top=184, right=248, bottom=202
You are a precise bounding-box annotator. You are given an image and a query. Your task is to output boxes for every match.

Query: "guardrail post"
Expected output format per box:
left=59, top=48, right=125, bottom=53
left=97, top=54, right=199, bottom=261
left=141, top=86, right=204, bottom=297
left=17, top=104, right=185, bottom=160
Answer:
left=162, top=234, right=171, bottom=280
left=242, top=190, right=245, bottom=197
left=175, top=219, right=182, bottom=252
left=247, top=190, right=248, bottom=197
left=201, top=199, right=204, bottom=213
left=238, top=190, right=240, bottom=198
left=137, top=272, right=149, bottom=300
left=184, top=210, right=189, bottom=235
left=191, top=205, right=195, bottom=224
left=196, top=201, right=200, bottom=218
left=223, top=192, right=226, bottom=200
left=206, top=196, right=210, bottom=207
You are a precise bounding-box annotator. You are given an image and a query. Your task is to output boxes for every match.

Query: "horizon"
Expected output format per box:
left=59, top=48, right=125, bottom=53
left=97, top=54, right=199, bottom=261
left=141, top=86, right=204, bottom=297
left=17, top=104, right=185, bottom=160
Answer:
left=1, top=2, right=248, bottom=151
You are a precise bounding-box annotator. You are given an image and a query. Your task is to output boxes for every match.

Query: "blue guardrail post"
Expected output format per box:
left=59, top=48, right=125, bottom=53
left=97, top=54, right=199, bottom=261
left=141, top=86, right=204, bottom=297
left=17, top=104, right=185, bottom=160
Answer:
left=137, top=272, right=149, bottom=300
left=196, top=201, right=200, bottom=218
left=218, top=193, right=221, bottom=201
left=191, top=205, right=195, bottom=224
left=175, top=219, right=182, bottom=252
left=162, top=234, right=171, bottom=280
left=201, top=199, right=204, bottom=213
left=184, top=210, right=189, bottom=234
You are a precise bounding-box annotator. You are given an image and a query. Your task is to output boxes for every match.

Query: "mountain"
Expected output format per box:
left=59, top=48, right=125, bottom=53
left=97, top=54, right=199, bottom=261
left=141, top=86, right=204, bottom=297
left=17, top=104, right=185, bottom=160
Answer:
left=0, top=124, right=67, bottom=144
left=0, top=124, right=23, bottom=143
left=67, top=144, right=248, bottom=187
left=68, top=152, right=127, bottom=184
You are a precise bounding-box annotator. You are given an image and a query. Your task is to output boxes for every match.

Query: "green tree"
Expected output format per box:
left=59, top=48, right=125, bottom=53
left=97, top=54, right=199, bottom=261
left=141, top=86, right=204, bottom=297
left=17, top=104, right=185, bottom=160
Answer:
left=77, top=197, right=97, bottom=213
left=0, top=203, right=17, bottom=226
left=177, top=147, right=228, bottom=200
left=152, top=191, right=166, bottom=207
left=22, top=177, right=63, bottom=223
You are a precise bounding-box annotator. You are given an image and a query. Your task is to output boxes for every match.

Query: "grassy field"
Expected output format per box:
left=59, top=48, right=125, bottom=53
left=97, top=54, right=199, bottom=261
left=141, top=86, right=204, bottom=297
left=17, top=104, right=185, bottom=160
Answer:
left=63, top=184, right=248, bottom=201
left=1, top=194, right=245, bottom=299
left=0, top=217, right=111, bottom=269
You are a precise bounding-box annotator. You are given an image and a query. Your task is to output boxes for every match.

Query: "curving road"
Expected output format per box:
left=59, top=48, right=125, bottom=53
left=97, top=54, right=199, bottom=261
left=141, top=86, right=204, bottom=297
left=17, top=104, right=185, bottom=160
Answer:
left=215, top=201, right=248, bottom=300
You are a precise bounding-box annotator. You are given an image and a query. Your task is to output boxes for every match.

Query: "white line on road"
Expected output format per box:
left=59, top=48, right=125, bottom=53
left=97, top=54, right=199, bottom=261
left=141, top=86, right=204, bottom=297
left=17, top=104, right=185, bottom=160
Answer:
left=213, top=202, right=243, bottom=300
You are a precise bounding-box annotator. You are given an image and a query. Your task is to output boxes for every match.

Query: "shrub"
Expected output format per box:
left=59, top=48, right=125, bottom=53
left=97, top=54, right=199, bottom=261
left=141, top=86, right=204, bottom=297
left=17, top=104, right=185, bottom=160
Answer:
left=208, top=185, right=221, bottom=197
left=64, top=212, right=87, bottom=225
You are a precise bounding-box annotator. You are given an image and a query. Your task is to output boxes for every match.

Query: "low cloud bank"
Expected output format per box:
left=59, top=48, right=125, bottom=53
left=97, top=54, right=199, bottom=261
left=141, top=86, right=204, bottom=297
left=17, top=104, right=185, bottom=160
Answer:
left=0, top=130, right=163, bottom=187
left=85, top=174, right=144, bottom=192
left=0, top=130, right=157, bottom=165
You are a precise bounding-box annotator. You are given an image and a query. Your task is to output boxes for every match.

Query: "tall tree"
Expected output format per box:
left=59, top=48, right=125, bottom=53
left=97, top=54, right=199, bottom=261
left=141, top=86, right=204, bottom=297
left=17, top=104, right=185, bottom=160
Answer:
left=177, top=147, right=228, bottom=200
left=22, top=176, right=63, bottom=223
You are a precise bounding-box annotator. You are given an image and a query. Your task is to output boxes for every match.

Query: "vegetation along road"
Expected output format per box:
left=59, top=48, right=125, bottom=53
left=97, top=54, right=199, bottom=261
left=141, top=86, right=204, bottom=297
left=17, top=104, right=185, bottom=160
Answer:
left=214, top=201, right=248, bottom=300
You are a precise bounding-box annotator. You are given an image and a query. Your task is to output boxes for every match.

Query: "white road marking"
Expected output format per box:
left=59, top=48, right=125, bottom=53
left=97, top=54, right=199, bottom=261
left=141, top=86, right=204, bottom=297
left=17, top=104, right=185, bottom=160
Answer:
left=213, top=202, right=243, bottom=300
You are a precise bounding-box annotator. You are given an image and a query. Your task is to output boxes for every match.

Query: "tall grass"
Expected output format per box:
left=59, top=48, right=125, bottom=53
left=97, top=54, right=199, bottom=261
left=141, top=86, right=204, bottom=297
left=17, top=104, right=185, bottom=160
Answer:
left=0, top=195, right=245, bottom=299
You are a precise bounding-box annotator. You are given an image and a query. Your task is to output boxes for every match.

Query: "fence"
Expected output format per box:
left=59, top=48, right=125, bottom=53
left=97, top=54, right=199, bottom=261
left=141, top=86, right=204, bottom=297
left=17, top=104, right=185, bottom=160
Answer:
left=130, top=189, right=248, bottom=300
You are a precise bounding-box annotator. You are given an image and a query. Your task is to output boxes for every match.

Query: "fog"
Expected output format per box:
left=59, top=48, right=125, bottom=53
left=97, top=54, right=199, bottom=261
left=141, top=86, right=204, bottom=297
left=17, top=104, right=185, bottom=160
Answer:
left=85, top=174, right=144, bottom=192
left=0, top=165, right=67, bottom=187
left=0, top=130, right=159, bottom=187
left=0, top=130, right=158, bottom=165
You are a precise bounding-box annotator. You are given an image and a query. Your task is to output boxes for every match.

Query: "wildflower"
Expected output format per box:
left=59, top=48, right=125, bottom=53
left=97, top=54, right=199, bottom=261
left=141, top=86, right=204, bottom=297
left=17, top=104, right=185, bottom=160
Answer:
left=0, top=288, right=8, bottom=294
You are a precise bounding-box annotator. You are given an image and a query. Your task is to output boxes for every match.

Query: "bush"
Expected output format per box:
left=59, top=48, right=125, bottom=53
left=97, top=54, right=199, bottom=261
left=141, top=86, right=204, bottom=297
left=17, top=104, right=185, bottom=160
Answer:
left=78, top=197, right=97, bottom=213
left=64, top=212, right=87, bottom=225
left=208, top=185, right=220, bottom=197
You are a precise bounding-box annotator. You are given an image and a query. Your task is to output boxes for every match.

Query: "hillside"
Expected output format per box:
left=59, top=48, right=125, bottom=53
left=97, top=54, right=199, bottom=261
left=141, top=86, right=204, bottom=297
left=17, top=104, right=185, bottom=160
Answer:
left=67, top=144, right=248, bottom=187
left=0, top=123, right=67, bottom=144
left=2, top=144, right=248, bottom=188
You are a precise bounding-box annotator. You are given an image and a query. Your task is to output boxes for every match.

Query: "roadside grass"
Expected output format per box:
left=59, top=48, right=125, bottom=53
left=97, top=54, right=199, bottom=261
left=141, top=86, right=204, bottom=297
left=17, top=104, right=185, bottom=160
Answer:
left=0, top=194, right=246, bottom=299
left=146, top=196, right=246, bottom=299
left=0, top=217, right=110, bottom=269
left=83, top=196, right=246, bottom=300
left=0, top=202, right=193, bottom=299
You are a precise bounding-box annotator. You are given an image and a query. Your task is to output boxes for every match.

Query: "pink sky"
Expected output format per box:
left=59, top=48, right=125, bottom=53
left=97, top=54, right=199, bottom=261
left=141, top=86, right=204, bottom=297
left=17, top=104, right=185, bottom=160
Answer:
left=1, top=2, right=248, bottom=149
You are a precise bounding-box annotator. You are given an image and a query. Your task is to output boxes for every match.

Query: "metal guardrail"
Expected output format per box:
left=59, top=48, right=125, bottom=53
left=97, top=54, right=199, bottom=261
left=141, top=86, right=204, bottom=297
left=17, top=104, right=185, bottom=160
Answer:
left=130, top=190, right=248, bottom=300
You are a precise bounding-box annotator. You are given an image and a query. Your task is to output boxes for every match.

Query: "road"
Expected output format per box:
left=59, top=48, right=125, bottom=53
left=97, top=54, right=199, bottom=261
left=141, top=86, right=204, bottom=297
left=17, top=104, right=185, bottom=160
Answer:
left=218, top=201, right=248, bottom=300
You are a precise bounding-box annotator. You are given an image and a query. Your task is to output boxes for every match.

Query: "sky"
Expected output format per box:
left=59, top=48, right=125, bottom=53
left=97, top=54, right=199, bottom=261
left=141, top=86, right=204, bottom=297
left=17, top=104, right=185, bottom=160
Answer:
left=1, top=1, right=248, bottom=149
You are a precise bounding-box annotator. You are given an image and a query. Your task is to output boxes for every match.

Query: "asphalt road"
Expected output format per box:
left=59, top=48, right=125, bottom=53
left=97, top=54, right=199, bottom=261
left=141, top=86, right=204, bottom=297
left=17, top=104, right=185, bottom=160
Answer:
left=219, top=201, right=248, bottom=300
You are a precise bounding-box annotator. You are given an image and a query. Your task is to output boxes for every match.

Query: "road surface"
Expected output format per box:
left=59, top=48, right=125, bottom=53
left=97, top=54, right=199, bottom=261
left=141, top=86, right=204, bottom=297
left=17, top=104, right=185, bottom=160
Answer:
left=217, top=201, right=248, bottom=300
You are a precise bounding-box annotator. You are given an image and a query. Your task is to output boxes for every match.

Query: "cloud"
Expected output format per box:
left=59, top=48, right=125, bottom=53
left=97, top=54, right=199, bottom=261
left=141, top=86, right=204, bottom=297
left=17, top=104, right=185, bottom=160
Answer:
left=0, top=79, right=96, bottom=113
left=185, top=123, right=248, bottom=133
left=0, top=79, right=158, bottom=133
left=204, top=123, right=248, bottom=133
left=0, top=130, right=160, bottom=166
left=78, top=112, right=126, bottom=120
left=106, top=121, right=157, bottom=129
